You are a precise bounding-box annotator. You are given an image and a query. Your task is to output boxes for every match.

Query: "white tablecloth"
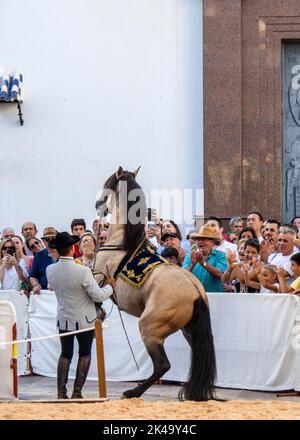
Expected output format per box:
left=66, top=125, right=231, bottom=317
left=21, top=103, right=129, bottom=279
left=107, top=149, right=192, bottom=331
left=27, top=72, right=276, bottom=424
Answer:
left=28, top=291, right=300, bottom=391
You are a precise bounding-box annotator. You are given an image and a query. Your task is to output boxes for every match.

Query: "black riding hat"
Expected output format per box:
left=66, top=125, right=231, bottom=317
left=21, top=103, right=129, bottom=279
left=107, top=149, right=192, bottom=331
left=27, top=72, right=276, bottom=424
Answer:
left=48, top=232, right=80, bottom=249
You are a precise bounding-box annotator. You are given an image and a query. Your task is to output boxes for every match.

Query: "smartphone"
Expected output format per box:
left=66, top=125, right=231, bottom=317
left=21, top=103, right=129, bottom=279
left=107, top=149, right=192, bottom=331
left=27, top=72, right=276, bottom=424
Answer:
left=147, top=221, right=155, bottom=230
left=191, top=244, right=199, bottom=252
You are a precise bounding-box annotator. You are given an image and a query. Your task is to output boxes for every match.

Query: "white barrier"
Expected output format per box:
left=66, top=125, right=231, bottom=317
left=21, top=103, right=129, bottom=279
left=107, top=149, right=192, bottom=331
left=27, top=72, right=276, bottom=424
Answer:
left=2, top=290, right=300, bottom=392
left=0, top=301, right=17, bottom=400
left=28, top=291, right=300, bottom=391
left=208, top=293, right=299, bottom=391
left=0, top=291, right=30, bottom=376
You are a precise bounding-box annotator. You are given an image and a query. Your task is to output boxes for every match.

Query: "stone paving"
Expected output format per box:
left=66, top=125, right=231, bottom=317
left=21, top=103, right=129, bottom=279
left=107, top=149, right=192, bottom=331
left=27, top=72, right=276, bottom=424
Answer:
left=16, top=375, right=300, bottom=403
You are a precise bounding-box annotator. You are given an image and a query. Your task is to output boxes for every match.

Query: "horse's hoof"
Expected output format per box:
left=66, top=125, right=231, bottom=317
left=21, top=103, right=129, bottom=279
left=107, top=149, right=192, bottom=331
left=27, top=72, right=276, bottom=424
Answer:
left=122, top=389, right=140, bottom=399
left=122, top=391, right=134, bottom=399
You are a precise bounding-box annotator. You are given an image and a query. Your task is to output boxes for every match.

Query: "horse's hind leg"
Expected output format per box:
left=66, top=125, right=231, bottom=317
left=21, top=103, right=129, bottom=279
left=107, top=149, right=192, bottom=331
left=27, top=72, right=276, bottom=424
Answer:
left=123, top=341, right=171, bottom=399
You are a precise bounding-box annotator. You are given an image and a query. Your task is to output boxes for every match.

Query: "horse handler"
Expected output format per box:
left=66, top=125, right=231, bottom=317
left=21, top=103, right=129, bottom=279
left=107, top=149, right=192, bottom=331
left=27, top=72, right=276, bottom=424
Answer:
left=46, top=232, right=115, bottom=399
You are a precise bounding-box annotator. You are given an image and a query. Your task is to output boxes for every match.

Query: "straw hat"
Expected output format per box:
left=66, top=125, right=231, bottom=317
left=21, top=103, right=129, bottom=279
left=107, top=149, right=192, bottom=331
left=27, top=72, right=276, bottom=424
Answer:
left=189, top=225, right=219, bottom=240
left=41, top=227, right=57, bottom=239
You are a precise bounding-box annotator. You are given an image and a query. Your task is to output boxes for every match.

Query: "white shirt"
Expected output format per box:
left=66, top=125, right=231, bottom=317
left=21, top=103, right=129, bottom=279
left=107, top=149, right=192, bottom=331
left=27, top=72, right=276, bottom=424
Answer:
left=268, top=252, right=296, bottom=275
left=260, top=283, right=280, bottom=294
left=215, top=240, right=238, bottom=256
left=1, top=259, right=28, bottom=290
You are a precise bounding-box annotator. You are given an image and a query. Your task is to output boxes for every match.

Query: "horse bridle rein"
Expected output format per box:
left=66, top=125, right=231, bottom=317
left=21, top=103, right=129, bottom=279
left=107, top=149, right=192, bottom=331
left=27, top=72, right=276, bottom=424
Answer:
left=92, top=236, right=147, bottom=372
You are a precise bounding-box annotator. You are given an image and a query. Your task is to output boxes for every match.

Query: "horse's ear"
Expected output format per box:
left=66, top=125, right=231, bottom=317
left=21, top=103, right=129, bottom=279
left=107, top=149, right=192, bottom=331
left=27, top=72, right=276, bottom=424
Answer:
left=116, top=166, right=124, bottom=180
left=132, top=166, right=141, bottom=178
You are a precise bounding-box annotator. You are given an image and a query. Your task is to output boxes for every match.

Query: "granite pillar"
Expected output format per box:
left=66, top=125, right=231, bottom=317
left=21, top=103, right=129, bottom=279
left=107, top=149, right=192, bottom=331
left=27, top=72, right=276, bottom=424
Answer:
left=203, top=0, right=300, bottom=223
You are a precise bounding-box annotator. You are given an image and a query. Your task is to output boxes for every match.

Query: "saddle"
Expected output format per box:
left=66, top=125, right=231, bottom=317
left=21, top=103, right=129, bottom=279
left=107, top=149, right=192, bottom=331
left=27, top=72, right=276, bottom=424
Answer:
left=119, top=246, right=168, bottom=288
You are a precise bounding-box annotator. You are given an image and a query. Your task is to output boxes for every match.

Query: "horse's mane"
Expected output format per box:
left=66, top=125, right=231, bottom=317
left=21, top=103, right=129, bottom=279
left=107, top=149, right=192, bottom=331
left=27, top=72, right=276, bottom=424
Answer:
left=104, top=170, right=146, bottom=255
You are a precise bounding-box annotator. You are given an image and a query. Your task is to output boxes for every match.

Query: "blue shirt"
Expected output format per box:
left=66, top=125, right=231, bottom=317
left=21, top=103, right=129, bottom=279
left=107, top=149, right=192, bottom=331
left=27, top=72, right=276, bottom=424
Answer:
left=182, top=249, right=228, bottom=292
left=30, top=248, right=56, bottom=289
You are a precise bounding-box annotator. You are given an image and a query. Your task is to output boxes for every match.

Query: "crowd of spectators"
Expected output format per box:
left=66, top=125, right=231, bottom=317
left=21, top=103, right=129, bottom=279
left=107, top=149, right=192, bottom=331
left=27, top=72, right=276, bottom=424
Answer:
left=0, top=218, right=109, bottom=295
left=146, top=212, right=300, bottom=294
left=1, top=212, right=300, bottom=295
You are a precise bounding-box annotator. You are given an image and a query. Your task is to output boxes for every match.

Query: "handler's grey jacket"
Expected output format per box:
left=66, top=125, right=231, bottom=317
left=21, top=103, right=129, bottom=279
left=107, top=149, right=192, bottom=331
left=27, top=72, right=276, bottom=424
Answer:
left=46, top=257, right=113, bottom=331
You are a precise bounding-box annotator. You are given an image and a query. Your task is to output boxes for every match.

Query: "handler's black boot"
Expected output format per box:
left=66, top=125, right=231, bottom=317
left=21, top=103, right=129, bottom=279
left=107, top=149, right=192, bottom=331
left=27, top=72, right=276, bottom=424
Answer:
left=71, top=355, right=91, bottom=399
left=57, top=356, right=71, bottom=399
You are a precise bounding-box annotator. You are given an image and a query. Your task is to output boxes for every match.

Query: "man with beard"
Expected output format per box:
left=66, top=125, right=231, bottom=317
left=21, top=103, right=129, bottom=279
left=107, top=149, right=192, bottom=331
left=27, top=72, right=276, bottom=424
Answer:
left=260, top=219, right=281, bottom=263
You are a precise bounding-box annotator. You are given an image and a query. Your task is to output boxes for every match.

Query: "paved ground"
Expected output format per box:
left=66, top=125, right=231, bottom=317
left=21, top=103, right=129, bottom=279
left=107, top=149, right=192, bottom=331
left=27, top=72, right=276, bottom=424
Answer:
left=17, top=374, right=300, bottom=403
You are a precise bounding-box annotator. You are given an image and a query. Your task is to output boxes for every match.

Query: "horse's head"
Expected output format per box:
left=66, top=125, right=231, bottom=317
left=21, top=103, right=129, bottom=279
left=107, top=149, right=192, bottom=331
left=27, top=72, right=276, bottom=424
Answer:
left=95, top=166, right=141, bottom=218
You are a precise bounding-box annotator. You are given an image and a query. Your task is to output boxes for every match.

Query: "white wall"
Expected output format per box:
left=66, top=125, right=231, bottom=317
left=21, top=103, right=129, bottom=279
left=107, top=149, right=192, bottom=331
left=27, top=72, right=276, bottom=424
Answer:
left=0, top=0, right=203, bottom=235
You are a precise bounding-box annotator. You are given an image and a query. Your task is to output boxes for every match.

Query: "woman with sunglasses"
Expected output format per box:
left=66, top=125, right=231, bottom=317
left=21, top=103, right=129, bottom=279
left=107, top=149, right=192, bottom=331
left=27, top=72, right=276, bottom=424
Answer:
left=0, top=239, right=29, bottom=291
left=12, top=235, right=34, bottom=272
left=26, top=237, right=44, bottom=256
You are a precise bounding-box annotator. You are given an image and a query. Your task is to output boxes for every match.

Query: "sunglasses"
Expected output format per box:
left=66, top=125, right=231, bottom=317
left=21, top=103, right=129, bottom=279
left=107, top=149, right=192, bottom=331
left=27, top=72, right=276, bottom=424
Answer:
left=30, top=240, right=41, bottom=250
left=2, top=246, right=15, bottom=252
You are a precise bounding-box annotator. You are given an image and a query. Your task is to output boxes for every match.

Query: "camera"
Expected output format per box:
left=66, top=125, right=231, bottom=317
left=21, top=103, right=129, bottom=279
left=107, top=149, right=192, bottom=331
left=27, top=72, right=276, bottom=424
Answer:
left=7, top=247, right=15, bottom=256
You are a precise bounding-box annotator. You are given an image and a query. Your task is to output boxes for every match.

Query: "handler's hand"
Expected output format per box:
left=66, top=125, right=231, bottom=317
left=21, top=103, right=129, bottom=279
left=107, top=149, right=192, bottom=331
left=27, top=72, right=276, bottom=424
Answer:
left=107, top=276, right=116, bottom=289
left=32, top=284, right=42, bottom=294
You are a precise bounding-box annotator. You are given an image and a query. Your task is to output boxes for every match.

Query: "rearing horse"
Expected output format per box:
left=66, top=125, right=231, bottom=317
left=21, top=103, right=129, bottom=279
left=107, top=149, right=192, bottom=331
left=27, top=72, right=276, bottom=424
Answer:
left=93, top=166, right=216, bottom=401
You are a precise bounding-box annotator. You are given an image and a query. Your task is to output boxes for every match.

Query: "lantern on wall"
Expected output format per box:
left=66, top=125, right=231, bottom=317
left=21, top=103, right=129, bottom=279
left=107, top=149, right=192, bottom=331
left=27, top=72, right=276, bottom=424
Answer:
left=0, top=70, right=23, bottom=125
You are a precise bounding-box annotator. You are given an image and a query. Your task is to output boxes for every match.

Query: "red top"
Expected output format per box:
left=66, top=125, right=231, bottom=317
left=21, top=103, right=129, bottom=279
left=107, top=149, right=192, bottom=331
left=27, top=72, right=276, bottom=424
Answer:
left=73, top=243, right=82, bottom=258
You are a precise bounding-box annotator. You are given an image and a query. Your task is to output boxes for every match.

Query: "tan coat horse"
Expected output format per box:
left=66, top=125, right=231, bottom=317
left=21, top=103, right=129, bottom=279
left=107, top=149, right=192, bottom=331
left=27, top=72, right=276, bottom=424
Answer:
left=93, top=167, right=216, bottom=400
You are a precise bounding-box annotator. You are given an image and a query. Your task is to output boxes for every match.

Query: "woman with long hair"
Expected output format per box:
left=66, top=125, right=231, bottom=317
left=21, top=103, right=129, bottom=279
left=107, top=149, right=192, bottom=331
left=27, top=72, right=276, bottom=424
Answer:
left=0, top=238, right=29, bottom=290
left=12, top=235, right=34, bottom=272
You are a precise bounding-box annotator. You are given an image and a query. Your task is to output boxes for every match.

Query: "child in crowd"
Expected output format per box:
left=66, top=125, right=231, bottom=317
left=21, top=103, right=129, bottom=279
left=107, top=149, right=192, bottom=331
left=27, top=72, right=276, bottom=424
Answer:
left=231, top=239, right=261, bottom=293
left=277, top=252, right=300, bottom=294
left=221, top=248, right=242, bottom=292
left=161, top=247, right=180, bottom=265
left=254, top=263, right=279, bottom=293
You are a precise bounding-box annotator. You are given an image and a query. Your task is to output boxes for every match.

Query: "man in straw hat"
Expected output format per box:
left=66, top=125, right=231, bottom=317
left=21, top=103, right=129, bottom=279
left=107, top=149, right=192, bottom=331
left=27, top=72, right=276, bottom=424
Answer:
left=182, top=225, right=228, bottom=292
left=46, top=231, right=116, bottom=399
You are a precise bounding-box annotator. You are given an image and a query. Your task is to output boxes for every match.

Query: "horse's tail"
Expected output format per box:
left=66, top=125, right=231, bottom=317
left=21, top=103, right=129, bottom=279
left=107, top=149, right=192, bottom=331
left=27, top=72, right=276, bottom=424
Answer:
left=179, top=296, right=217, bottom=401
